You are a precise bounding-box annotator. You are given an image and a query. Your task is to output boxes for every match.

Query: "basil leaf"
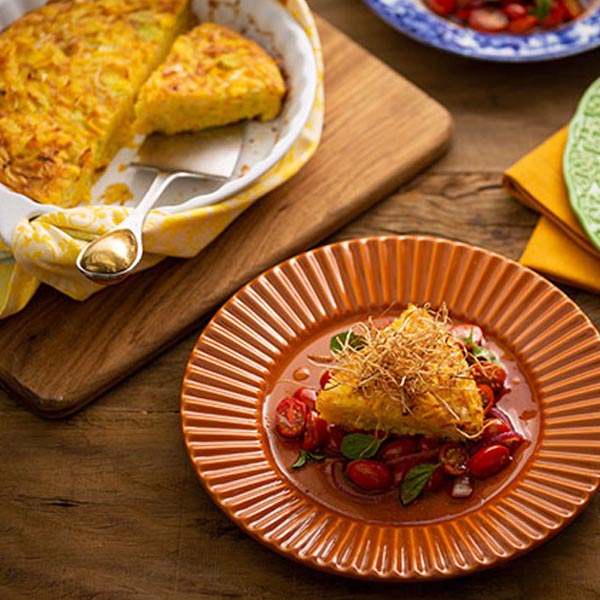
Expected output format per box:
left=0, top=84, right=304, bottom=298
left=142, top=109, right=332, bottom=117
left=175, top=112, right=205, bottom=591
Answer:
left=471, top=342, right=498, bottom=363
left=291, top=451, right=308, bottom=469
left=400, top=463, right=437, bottom=506
left=330, top=330, right=366, bottom=354
left=291, top=450, right=325, bottom=470
left=534, top=0, right=551, bottom=19
left=306, top=451, right=325, bottom=462
left=340, top=433, right=383, bottom=460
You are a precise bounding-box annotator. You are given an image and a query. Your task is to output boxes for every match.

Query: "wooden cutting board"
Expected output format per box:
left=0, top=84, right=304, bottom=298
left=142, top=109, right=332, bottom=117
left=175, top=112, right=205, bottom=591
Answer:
left=0, top=16, right=452, bottom=418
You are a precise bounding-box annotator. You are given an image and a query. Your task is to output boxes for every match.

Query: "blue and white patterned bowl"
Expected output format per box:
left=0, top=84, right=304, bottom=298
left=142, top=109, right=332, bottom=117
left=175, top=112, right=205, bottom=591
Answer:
left=363, top=0, right=600, bottom=61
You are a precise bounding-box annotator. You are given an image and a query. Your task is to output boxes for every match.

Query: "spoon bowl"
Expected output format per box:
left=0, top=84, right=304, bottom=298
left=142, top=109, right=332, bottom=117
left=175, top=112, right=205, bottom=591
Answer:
left=76, top=124, right=245, bottom=283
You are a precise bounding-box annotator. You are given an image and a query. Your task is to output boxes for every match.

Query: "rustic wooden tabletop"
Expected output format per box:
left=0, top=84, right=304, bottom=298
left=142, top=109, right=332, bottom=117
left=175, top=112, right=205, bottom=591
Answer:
left=2, top=1, right=600, bottom=598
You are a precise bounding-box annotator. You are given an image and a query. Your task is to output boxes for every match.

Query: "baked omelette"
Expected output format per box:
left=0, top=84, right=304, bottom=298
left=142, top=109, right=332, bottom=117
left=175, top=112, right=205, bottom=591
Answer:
left=316, top=305, right=485, bottom=441
left=134, top=22, right=286, bottom=135
left=0, top=0, right=191, bottom=208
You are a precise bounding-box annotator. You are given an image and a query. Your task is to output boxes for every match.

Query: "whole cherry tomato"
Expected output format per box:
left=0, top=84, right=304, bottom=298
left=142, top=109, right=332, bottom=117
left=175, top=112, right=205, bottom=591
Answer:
left=301, top=411, right=329, bottom=450
left=425, top=465, right=450, bottom=493
left=380, top=436, right=418, bottom=464
left=418, top=436, right=440, bottom=452
left=390, top=450, right=439, bottom=484
left=319, top=370, right=332, bottom=389
left=439, top=443, right=470, bottom=476
left=503, top=2, right=528, bottom=19
left=469, top=444, right=511, bottom=479
left=325, top=424, right=346, bottom=456
left=482, top=417, right=511, bottom=440
left=346, top=459, right=392, bottom=491
left=275, top=397, right=307, bottom=439
left=293, top=387, right=317, bottom=412
left=427, top=0, right=457, bottom=15
left=478, top=383, right=495, bottom=414
left=468, top=8, right=509, bottom=32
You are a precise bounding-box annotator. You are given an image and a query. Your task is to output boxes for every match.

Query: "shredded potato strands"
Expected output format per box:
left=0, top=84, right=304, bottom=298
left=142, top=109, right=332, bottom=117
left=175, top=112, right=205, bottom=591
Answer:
left=322, top=305, right=480, bottom=438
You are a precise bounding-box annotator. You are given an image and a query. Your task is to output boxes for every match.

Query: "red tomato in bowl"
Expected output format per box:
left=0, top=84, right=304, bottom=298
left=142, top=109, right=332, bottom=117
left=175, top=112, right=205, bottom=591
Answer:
left=503, top=2, right=528, bottom=19
left=507, top=14, right=538, bottom=32
left=427, top=0, right=457, bottom=15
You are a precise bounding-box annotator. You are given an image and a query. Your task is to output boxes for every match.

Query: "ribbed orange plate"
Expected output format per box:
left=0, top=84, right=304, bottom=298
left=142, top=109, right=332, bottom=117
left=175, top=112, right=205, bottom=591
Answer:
left=180, top=235, right=600, bottom=580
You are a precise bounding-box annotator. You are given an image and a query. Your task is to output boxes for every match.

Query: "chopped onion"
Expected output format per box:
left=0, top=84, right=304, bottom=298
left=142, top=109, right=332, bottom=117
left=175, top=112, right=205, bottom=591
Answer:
left=451, top=475, right=473, bottom=499
left=487, top=406, right=513, bottom=428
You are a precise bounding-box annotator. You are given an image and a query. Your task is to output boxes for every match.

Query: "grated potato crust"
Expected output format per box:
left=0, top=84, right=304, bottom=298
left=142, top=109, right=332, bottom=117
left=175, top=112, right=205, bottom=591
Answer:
left=134, top=22, right=286, bottom=135
left=0, top=0, right=190, bottom=207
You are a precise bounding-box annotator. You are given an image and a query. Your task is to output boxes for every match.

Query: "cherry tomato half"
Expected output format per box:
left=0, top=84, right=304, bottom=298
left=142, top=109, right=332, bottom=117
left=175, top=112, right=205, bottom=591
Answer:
left=275, top=397, right=307, bottom=439
left=471, top=361, right=508, bottom=392
left=478, top=383, right=495, bottom=414
left=301, top=411, right=329, bottom=450
left=439, top=443, right=470, bottom=476
left=293, top=387, right=317, bottom=412
left=469, top=444, right=511, bottom=479
left=346, top=459, right=393, bottom=491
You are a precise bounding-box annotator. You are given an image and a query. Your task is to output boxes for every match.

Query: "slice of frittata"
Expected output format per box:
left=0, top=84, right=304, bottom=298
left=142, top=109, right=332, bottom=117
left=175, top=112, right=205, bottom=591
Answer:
left=316, top=305, right=485, bottom=441
left=133, top=22, right=286, bottom=135
left=0, top=0, right=191, bottom=207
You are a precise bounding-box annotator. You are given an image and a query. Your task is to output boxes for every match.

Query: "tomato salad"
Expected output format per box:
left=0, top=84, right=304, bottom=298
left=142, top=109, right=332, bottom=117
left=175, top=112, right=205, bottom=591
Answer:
left=272, top=324, right=527, bottom=507
left=426, top=0, right=585, bottom=34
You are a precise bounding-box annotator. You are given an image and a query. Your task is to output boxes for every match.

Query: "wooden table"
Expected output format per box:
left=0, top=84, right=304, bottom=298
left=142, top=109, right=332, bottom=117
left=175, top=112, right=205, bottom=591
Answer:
left=2, top=1, right=600, bottom=597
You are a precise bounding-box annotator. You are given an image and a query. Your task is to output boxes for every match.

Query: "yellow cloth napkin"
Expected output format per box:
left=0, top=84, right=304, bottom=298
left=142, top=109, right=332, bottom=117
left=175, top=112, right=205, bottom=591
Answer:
left=503, top=127, right=600, bottom=293
left=0, top=0, right=324, bottom=319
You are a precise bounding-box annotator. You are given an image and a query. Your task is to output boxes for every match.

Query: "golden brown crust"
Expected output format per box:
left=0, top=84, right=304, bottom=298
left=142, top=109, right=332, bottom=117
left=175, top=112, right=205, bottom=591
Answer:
left=134, top=23, right=286, bottom=135
left=0, top=0, right=190, bottom=207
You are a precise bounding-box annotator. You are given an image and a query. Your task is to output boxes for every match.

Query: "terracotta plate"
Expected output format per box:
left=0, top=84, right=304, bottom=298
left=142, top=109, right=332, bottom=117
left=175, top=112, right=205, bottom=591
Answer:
left=180, top=236, right=600, bottom=580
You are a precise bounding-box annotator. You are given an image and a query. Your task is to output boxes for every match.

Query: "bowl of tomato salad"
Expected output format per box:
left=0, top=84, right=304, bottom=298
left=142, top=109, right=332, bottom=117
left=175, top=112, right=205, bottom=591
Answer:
left=363, top=0, right=600, bottom=61
left=271, top=316, right=531, bottom=511
left=426, top=0, right=586, bottom=35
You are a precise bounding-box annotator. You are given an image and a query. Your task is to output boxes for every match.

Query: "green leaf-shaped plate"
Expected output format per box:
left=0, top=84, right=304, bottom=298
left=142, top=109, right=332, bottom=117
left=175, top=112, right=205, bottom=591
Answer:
left=564, top=77, right=600, bottom=253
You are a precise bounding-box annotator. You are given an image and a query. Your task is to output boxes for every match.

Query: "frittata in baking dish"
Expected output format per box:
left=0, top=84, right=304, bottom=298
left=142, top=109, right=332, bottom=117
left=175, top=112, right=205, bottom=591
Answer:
left=0, top=0, right=190, bottom=207
left=134, top=22, right=286, bottom=135
left=316, top=305, right=485, bottom=441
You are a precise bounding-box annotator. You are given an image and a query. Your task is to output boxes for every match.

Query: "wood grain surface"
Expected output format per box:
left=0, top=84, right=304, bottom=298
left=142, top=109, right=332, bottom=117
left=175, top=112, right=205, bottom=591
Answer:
left=2, top=1, right=600, bottom=598
left=0, top=16, right=451, bottom=418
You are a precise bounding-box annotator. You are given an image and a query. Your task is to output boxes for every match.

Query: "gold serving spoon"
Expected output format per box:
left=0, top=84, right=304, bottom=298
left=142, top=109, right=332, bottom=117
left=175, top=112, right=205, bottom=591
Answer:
left=76, top=124, right=244, bottom=284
